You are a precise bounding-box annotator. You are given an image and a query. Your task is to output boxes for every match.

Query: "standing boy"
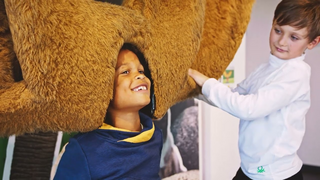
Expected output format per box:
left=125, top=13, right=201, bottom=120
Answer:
left=189, top=0, right=320, bottom=179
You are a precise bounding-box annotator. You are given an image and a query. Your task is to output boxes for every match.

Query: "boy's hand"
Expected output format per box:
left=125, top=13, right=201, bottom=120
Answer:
left=188, top=68, right=209, bottom=87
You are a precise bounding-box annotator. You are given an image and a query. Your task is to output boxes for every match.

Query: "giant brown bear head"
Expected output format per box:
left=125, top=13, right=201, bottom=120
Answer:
left=0, top=0, right=254, bottom=136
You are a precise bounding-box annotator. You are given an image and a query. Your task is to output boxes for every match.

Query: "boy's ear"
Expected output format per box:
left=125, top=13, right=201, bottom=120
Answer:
left=307, top=36, right=320, bottom=50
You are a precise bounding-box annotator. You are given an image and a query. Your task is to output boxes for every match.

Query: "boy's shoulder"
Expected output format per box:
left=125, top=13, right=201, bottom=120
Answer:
left=70, top=130, right=107, bottom=146
left=283, top=58, right=310, bottom=74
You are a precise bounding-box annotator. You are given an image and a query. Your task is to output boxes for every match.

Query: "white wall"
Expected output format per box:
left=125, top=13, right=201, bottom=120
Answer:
left=3, top=136, right=15, bottom=180
left=246, top=0, right=320, bottom=166
left=245, top=0, right=280, bottom=75
left=200, top=35, right=246, bottom=180
left=299, top=46, right=320, bottom=166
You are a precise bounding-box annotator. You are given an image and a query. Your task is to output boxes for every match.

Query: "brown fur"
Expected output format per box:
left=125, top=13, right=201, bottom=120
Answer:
left=0, top=0, right=255, bottom=136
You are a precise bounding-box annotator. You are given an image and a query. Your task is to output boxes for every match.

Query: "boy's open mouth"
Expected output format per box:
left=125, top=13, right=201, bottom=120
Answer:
left=132, top=85, right=148, bottom=91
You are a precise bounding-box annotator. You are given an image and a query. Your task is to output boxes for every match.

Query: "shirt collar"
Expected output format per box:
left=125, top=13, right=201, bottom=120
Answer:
left=269, top=53, right=306, bottom=68
left=99, top=112, right=155, bottom=143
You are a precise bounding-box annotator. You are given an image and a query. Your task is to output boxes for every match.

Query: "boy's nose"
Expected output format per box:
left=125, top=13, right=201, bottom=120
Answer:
left=278, top=36, right=287, bottom=46
left=135, top=74, right=145, bottom=80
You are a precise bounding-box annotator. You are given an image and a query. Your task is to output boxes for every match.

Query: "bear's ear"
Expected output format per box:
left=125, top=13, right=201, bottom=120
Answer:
left=0, top=0, right=149, bottom=136
left=123, top=0, right=255, bottom=119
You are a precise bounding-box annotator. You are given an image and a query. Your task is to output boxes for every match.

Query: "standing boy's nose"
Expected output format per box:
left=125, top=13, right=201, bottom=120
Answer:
left=278, top=35, right=287, bottom=46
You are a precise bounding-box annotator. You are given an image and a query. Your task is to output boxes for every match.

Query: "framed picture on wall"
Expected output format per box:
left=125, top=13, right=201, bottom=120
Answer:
left=154, top=98, right=200, bottom=180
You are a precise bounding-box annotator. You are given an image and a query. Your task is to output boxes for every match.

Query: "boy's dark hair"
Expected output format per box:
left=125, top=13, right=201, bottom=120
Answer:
left=120, top=43, right=155, bottom=118
left=273, top=0, right=320, bottom=42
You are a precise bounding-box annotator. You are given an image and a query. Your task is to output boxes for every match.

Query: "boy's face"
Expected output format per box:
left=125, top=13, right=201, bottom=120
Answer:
left=269, top=23, right=319, bottom=60
left=110, top=49, right=151, bottom=112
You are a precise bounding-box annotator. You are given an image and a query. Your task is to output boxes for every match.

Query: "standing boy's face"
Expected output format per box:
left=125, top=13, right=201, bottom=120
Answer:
left=110, top=49, right=151, bottom=112
left=269, top=23, right=318, bottom=60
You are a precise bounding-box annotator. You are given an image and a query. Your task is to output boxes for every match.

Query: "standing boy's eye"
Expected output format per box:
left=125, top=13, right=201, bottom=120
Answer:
left=291, top=36, right=298, bottom=41
left=274, top=28, right=281, bottom=34
left=121, top=70, right=129, bottom=74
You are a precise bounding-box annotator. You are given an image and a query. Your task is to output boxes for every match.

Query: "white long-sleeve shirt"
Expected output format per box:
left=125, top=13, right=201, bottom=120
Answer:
left=202, top=54, right=310, bottom=180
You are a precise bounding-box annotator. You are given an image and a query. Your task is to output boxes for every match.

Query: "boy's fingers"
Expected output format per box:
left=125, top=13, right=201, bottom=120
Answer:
left=188, top=68, right=200, bottom=77
left=188, top=68, right=208, bottom=87
left=188, top=69, right=198, bottom=80
left=188, top=68, right=195, bottom=76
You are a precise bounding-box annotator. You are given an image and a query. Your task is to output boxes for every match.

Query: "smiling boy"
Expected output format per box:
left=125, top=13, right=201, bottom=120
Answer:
left=52, top=43, right=163, bottom=180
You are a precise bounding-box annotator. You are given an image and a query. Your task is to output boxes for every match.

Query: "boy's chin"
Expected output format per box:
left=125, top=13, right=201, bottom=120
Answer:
left=140, top=100, right=151, bottom=107
left=110, top=100, right=150, bottom=112
left=132, top=100, right=151, bottom=109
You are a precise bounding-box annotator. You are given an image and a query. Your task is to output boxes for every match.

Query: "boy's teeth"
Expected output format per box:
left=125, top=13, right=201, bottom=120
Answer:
left=133, top=86, right=146, bottom=91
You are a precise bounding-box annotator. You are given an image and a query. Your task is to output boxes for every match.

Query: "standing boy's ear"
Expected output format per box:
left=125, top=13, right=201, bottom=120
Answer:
left=307, top=36, right=320, bottom=50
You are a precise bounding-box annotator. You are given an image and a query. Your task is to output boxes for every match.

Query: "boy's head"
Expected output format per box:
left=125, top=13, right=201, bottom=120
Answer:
left=273, top=0, right=320, bottom=42
left=269, top=0, right=320, bottom=60
left=107, top=43, right=154, bottom=117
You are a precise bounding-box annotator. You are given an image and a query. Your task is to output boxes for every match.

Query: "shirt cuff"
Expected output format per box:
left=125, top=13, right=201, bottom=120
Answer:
left=202, top=78, right=220, bottom=97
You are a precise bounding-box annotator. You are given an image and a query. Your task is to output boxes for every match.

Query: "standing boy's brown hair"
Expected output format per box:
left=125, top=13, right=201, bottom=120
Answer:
left=273, top=0, right=320, bottom=42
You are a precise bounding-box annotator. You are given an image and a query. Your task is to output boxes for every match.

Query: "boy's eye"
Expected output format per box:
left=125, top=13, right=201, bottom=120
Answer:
left=291, top=36, right=298, bottom=41
left=121, top=70, right=129, bottom=74
left=274, top=28, right=281, bottom=34
left=139, top=70, right=145, bottom=74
